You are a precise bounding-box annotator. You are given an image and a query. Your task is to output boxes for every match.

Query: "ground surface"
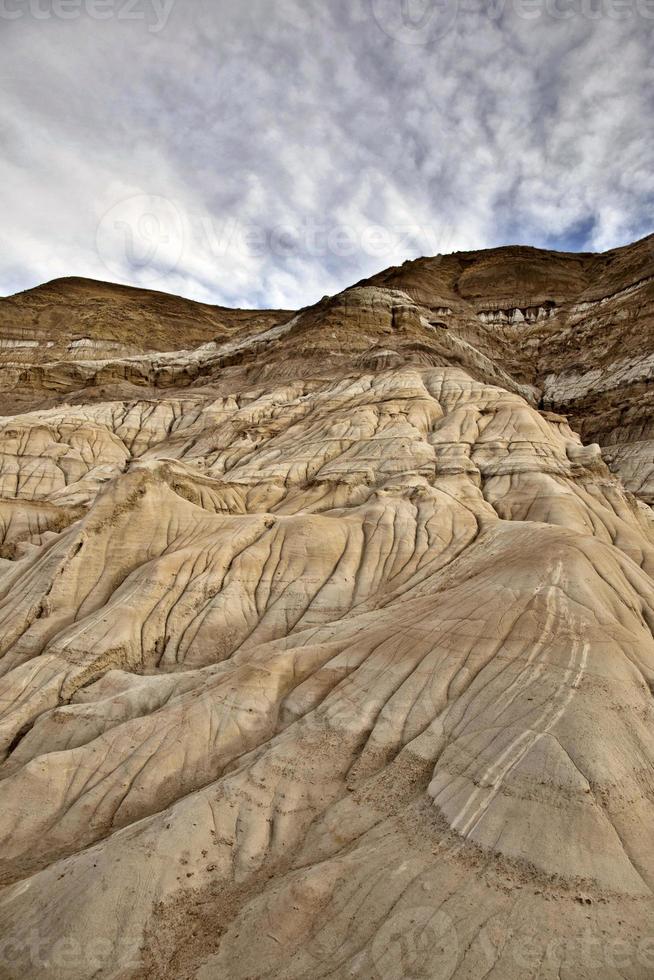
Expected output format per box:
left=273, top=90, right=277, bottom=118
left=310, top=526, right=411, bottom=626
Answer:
left=0, top=236, right=653, bottom=979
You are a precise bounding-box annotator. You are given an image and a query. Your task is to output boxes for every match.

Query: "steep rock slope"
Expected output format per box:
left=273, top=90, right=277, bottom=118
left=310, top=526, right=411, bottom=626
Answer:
left=364, top=235, right=654, bottom=504
left=0, top=239, right=653, bottom=979
left=2, top=235, right=652, bottom=500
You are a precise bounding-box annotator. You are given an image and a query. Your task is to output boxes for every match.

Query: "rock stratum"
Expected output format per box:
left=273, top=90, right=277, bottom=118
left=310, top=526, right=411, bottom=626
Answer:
left=0, top=236, right=653, bottom=979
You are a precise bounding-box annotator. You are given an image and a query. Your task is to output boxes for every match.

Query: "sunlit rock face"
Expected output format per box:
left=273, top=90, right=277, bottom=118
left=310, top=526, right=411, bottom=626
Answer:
left=0, top=237, right=653, bottom=980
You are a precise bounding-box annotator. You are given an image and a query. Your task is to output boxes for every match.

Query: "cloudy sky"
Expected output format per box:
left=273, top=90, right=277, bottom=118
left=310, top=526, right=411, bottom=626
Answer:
left=1, top=0, right=653, bottom=309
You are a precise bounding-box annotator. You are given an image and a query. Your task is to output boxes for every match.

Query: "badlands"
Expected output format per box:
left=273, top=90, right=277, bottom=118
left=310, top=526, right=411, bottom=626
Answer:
left=0, top=237, right=653, bottom=978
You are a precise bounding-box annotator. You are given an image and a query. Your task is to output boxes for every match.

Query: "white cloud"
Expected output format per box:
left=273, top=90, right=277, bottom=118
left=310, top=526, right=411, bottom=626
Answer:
left=0, top=0, right=652, bottom=308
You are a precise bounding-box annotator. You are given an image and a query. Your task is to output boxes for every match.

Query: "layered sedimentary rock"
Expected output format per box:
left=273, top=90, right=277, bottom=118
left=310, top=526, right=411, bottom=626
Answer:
left=0, top=237, right=653, bottom=979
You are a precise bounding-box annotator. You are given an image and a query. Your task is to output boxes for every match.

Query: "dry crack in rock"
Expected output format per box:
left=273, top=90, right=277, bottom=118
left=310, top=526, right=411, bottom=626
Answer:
left=0, top=237, right=653, bottom=979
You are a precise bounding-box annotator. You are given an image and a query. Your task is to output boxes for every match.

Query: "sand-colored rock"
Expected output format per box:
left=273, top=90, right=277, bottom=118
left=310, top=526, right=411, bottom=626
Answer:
left=0, top=239, right=653, bottom=979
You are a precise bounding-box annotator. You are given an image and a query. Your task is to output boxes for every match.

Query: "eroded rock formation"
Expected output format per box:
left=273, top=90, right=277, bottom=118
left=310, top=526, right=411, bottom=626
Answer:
left=0, top=236, right=653, bottom=979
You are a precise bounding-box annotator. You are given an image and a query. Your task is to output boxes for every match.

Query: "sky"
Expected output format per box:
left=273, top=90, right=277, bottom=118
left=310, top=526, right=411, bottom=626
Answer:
left=1, top=0, right=653, bottom=310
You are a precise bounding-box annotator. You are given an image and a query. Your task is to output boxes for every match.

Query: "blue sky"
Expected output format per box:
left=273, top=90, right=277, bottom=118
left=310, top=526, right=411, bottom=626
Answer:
left=1, top=0, right=653, bottom=309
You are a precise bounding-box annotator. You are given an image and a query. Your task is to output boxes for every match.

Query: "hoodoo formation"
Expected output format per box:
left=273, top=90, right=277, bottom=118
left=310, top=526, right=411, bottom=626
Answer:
left=0, top=236, right=653, bottom=978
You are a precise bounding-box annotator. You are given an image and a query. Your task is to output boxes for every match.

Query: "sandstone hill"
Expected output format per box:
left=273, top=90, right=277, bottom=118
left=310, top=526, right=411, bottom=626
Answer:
left=0, top=235, right=653, bottom=979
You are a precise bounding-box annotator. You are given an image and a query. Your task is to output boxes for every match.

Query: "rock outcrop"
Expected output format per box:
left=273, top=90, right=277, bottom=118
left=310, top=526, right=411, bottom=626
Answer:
left=0, top=236, right=653, bottom=979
